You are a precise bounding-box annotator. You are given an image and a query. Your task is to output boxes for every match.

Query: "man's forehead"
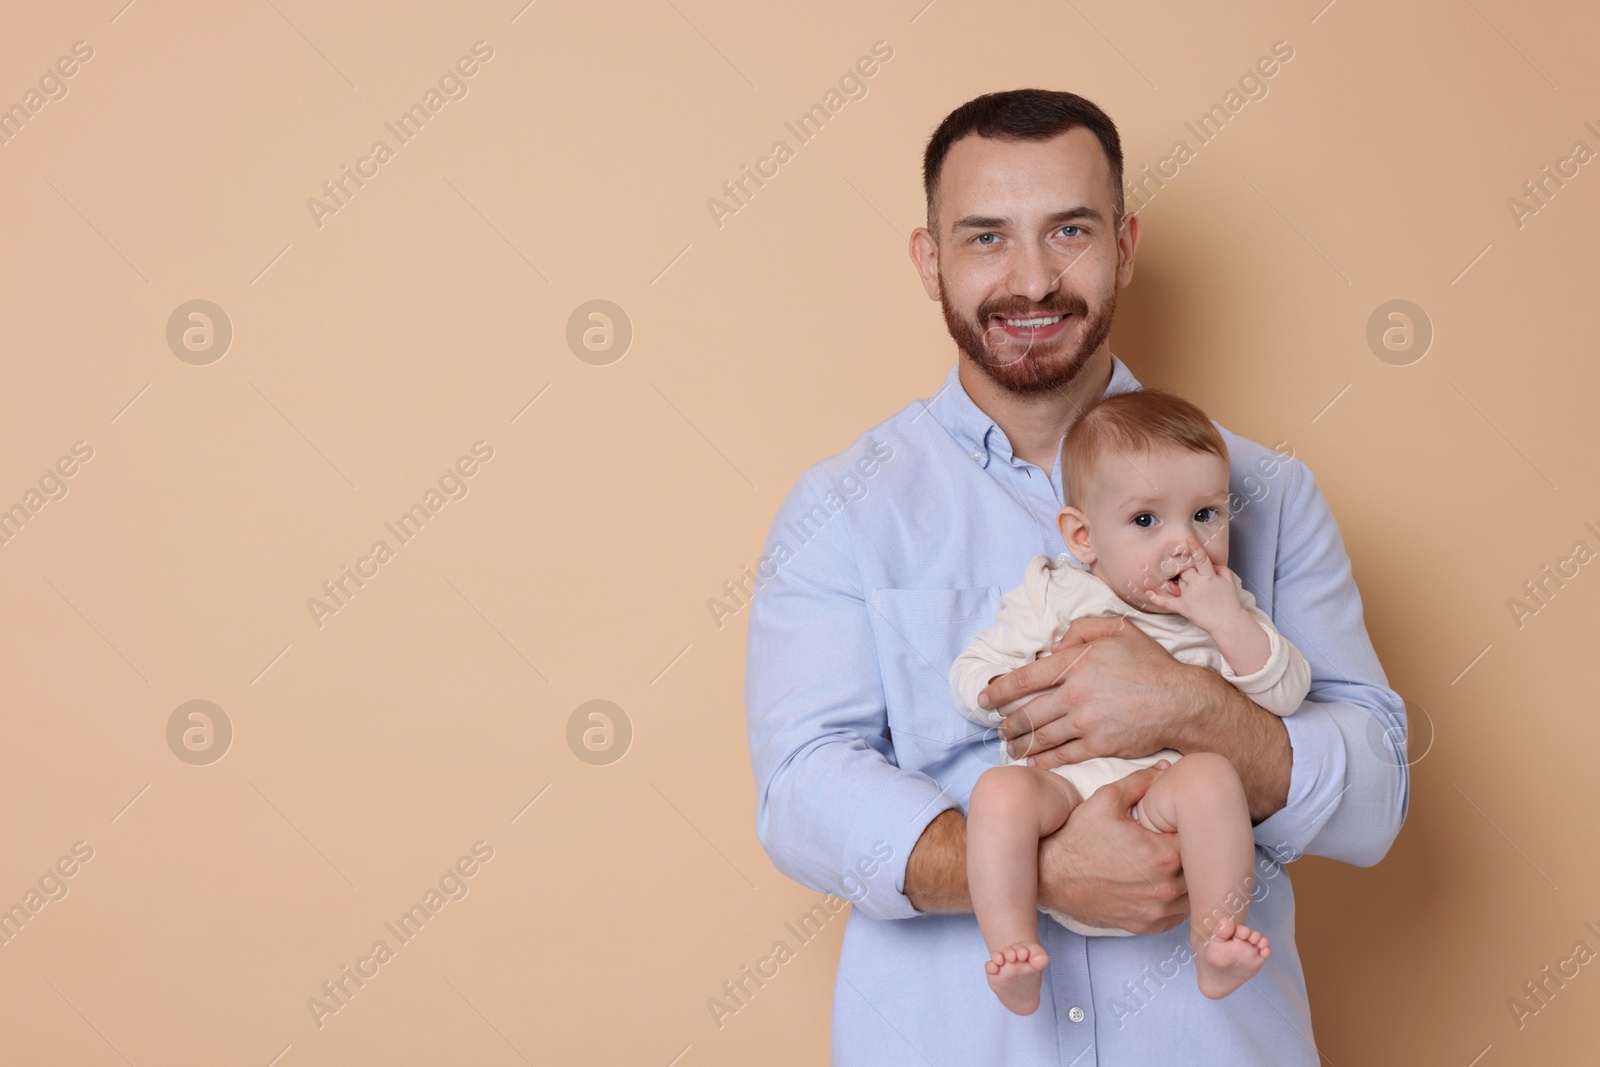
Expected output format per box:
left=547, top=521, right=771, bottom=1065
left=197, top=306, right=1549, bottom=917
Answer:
left=938, top=128, right=1113, bottom=210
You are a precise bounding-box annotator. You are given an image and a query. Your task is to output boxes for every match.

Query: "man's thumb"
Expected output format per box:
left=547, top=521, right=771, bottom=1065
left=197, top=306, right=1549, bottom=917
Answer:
left=1108, top=764, right=1163, bottom=803
left=1055, top=613, right=1125, bottom=648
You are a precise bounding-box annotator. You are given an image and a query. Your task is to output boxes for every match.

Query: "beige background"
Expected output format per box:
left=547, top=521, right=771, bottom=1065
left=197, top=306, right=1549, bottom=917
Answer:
left=1, top=0, right=1595, bottom=1063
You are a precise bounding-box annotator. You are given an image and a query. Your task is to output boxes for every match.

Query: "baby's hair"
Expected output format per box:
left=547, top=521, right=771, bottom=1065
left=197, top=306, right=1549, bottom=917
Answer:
left=1060, top=388, right=1228, bottom=510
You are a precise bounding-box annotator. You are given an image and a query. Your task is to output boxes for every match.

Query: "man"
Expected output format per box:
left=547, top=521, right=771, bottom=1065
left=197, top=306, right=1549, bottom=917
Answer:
left=743, top=89, right=1407, bottom=1064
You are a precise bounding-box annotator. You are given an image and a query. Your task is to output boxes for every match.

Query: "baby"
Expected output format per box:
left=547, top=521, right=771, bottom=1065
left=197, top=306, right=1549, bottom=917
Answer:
left=948, top=388, right=1312, bottom=1016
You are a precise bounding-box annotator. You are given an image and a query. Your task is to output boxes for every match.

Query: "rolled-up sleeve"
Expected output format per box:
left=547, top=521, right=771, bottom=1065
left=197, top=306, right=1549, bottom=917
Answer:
left=745, top=468, right=957, bottom=921
left=1252, top=460, right=1409, bottom=867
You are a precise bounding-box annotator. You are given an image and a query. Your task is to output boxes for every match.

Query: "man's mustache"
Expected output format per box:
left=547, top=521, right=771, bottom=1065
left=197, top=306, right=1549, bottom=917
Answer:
left=979, top=293, right=1089, bottom=322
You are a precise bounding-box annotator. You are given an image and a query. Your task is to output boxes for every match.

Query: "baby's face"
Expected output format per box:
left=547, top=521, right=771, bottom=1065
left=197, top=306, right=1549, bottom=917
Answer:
left=1064, top=444, right=1233, bottom=614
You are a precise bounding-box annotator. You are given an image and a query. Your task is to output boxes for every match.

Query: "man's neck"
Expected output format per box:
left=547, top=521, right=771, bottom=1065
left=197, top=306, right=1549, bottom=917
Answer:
left=956, top=349, right=1114, bottom=475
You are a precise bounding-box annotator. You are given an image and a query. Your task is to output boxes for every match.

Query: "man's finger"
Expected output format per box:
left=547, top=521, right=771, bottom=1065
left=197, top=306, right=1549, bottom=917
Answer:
left=1006, top=712, right=1078, bottom=760
left=1053, top=614, right=1126, bottom=650
left=998, top=703, right=1036, bottom=742
left=1146, top=911, right=1188, bottom=935
left=1021, top=737, right=1091, bottom=769
left=1097, top=764, right=1165, bottom=806
left=981, top=652, right=1076, bottom=708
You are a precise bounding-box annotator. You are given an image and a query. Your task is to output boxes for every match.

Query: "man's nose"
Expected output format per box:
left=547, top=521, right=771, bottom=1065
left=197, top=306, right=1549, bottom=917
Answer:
left=1007, top=238, right=1063, bottom=305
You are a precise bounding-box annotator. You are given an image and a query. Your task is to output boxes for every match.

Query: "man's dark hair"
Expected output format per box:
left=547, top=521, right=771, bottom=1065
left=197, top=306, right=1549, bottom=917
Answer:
left=921, top=88, right=1125, bottom=238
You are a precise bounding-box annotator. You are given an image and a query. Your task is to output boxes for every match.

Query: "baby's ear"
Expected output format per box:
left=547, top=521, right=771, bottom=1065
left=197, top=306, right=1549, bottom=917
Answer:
left=1057, top=506, right=1095, bottom=563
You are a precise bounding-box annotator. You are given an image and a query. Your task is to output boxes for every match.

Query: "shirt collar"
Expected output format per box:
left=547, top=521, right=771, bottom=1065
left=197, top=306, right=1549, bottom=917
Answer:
left=923, top=353, right=1145, bottom=469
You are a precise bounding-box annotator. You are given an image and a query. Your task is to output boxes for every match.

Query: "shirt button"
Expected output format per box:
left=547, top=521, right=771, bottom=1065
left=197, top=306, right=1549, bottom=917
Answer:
left=1068, top=1006, right=1085, bottom=1023
left=971, top=449, right=983, bottom=462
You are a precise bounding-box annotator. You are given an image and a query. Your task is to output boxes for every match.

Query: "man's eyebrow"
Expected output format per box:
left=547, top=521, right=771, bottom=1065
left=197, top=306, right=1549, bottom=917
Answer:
left=949, top=207, right=1105, bottom=233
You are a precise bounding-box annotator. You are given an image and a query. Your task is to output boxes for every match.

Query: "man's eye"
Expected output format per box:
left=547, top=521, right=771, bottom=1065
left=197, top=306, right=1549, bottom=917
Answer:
left=974, top=233, right=998, bottom=246
left=1132, top=513, right=1155, bottom=528
left=1056, top=226, right=1083, bottom=238
left=1195, top=507, right=1218, bottom=523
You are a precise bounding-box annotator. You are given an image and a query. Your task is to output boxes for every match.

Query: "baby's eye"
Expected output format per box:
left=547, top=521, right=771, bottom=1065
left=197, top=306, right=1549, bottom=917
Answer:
left=1132, top=513, right=1155, bottom=528
left=1195, top=506, right=1219, bottom=523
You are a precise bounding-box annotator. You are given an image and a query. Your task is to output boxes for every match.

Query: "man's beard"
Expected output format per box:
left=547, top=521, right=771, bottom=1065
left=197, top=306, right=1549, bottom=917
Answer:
left=939, top=271, right=1117, bottom=397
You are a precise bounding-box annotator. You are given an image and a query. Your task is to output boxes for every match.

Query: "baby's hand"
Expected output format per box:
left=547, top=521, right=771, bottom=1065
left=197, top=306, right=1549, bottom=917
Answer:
left=1140, top=547, right=1242, bottom=634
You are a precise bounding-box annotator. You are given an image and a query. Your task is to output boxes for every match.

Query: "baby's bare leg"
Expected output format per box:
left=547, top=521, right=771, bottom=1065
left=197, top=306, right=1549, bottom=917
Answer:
left=967, top=764, right=1081, bottom=1015
left=1132, top=753, right=1271, bottom=999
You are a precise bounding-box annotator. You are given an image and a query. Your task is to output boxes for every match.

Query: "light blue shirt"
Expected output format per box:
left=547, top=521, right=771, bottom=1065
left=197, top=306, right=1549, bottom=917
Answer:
left=744, top=356, right=1408, bottom=1065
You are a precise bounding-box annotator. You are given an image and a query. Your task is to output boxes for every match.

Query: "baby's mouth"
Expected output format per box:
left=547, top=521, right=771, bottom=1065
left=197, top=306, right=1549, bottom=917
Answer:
left=1160, top=565, right=1191, bottom=597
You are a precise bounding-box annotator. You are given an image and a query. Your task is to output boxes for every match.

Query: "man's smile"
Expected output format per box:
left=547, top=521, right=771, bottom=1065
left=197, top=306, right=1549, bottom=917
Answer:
left=991, top=312, right=1073, bottom=342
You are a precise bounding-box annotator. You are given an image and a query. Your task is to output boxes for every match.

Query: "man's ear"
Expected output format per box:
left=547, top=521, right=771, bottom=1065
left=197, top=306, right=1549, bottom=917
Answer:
left=1114, top=211, right=1141, bottom=289
left=1058, top=506, right=1095, bottom=563
left=908, top=226, right=942, bottom=301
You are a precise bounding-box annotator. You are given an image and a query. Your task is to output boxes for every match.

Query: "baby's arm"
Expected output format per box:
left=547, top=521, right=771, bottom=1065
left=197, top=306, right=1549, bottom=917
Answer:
left=1205, top=603, right=1273, bottom=679
left=949, top=563, right=1055, bottom=728
left=1221, top=586, right=1312, bottom=717
left=1143, top=553, right=1270, bottom=673
left=1143, top=559, right=1311, bottom=716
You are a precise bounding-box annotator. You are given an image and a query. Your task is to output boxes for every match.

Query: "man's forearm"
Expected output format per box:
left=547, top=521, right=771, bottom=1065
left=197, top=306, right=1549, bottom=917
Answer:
left=1171, top=667, right=1292, bottom=823
left=904, top=808, right=972, bottom=913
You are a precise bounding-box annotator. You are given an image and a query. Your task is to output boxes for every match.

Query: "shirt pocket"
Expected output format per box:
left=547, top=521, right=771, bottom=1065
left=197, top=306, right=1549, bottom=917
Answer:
left=866, top=585, right=1003, bottom=753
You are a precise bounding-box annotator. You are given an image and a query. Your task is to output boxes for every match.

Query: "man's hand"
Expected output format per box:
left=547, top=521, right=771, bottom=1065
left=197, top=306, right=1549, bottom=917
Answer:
left=904, top=767, right=1188, bottom=923
left=979, top=615, right=1207, bottom=769
left=1038, top=765, right=1187, bottom=932
left=978, top=614, right=1293, bottom=823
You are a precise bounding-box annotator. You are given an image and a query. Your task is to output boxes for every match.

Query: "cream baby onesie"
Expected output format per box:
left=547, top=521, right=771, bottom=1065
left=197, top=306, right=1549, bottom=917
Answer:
left=948, top=552, right=1312, bottom=936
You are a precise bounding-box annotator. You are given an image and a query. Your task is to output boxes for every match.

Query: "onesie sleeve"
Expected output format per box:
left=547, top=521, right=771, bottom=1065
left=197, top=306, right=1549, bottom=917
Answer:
left=949, top=556, right=1057, bottom=728
left=1217, top=570, right=1313, bottom=717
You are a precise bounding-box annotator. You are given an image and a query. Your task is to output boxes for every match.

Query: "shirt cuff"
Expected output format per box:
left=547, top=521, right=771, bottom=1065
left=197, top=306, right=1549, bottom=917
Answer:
left=849, top=772, right=964, bottom=922
left=1251, top=701, right=1347, bottom=864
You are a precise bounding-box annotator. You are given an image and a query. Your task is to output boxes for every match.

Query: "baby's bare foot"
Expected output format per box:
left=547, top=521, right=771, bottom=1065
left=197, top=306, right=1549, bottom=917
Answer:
left=1195, top=917, right=1271, bottom=999
left=984, top=942, right=1050, bottom=1015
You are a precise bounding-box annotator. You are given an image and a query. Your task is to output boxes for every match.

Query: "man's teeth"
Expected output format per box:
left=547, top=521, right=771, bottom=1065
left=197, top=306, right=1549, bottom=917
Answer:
left=1001, top=314, right=1065, bottom=327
